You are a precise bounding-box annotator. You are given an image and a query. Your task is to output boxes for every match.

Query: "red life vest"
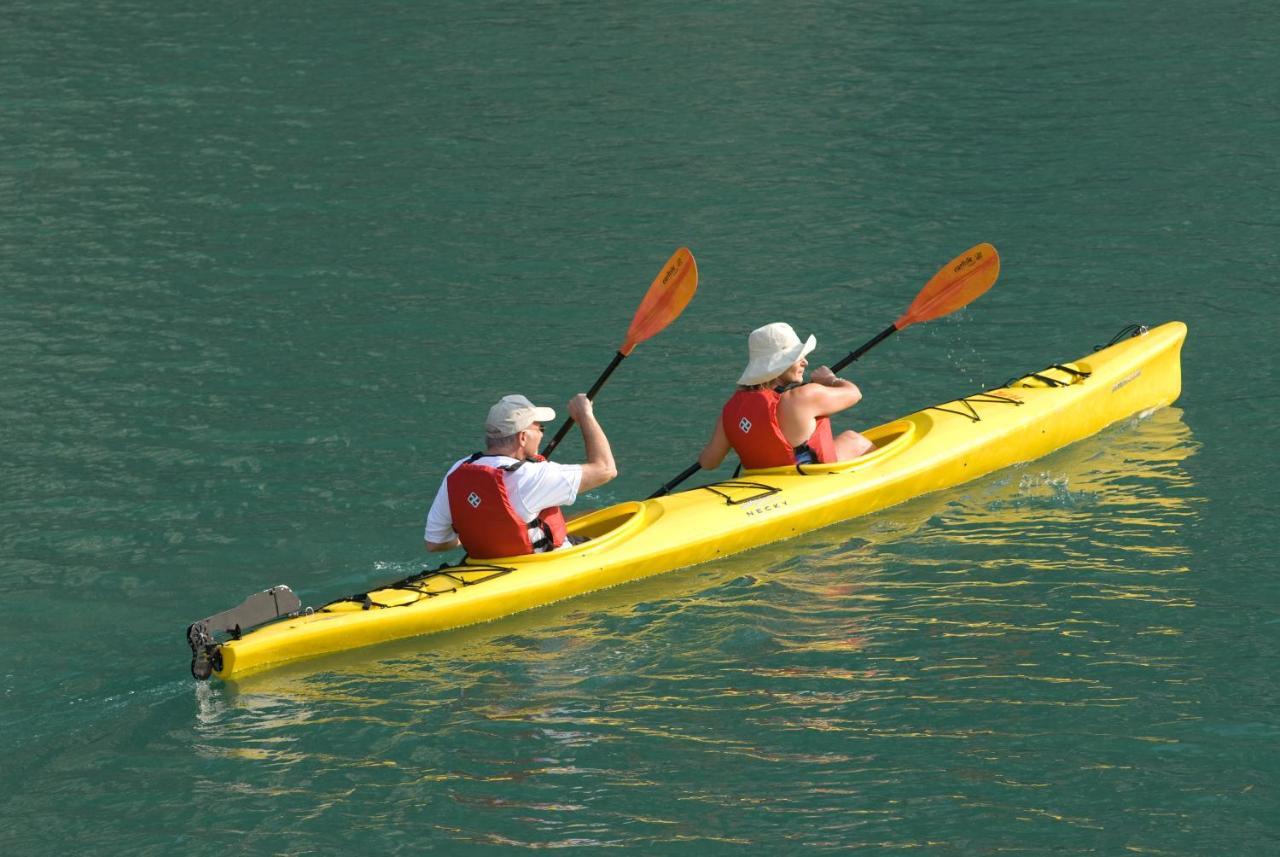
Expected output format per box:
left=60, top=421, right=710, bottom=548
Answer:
left=445, top=453, right=568, bottom=559
left=721, top=386, right=837, bottom=469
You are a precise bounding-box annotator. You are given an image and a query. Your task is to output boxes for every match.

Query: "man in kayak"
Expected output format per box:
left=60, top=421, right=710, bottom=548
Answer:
left=698, top=322, right=873, bottom=471
left=424, top=393, right=617, bottom=559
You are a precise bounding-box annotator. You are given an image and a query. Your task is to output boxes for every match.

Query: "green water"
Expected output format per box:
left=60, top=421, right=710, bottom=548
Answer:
left=3, top=0, right=1277, bottom=853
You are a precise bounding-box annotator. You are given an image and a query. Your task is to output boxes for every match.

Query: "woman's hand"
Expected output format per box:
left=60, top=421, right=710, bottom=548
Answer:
left=810, top=365, right=842, bottom=386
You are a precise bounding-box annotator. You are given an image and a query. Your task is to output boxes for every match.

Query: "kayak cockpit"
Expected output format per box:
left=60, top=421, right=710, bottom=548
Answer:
left=460, top=500, right=650, bottom=565
left=741, top=418, right=917, bottom=477
left=567, top=500, right=647, bottom=542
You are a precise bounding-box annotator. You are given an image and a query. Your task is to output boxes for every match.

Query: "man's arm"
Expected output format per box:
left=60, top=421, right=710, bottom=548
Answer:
left=423, top=471, right=460, bottom=551
left=425, top=536, right=460, bottom=552
left=568, top=393, right=617, bottom=492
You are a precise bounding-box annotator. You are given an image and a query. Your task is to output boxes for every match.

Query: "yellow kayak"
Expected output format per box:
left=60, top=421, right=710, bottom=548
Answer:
left=191, top=321, right=1186, bottom=681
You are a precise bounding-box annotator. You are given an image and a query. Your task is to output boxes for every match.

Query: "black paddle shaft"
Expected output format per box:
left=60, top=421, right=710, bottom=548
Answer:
left=542, top=351, right=626, bottom=459
left=831, top=323, right=899, bottom=374
left=647, top=462, right=701, bottom=499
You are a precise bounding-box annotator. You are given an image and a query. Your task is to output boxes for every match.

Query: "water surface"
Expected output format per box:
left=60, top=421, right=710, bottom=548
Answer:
left=2, top=1, right=1276, bottom=853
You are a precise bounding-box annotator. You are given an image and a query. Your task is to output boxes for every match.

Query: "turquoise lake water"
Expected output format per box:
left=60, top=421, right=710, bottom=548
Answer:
left=3, top=1, right=1278, bottom=853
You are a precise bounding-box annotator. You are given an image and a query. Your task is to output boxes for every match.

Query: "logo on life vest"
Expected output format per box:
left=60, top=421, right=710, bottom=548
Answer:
left=467, top=492, right=482, bottom=508
left=739, top=417, right=752, bottom=433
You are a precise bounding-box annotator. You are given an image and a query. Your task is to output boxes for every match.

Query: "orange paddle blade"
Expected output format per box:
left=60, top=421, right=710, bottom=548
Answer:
left=620, top=247, right=698, bottom=356
left=895, top=243, right=1000, bottom=329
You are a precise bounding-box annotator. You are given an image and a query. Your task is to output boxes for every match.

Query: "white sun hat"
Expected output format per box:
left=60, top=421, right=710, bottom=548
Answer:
left=485, top=394, right=556, bottom=436
left=736, top=322, right=817, bottom=386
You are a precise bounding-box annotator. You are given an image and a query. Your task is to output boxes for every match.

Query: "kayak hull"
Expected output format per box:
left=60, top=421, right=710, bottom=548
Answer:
left=214, top=322, right=1186, bottom=680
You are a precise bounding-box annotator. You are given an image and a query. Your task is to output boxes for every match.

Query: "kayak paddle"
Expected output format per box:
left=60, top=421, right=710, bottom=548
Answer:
left=542, top=247, right=698, bottom=459
left=831, top=242, right=1000, bottom=373
left=647, top=242, right=1001, bottom=498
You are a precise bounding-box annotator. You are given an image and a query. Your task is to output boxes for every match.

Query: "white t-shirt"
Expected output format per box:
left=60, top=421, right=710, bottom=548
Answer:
left=424, top=455, right=583, bottom=545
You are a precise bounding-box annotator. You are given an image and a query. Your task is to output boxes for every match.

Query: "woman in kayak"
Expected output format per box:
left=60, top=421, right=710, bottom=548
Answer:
left=698, top=322, right=873, bottom=470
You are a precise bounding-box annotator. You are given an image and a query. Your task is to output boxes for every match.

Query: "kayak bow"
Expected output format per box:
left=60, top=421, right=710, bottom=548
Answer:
left=189, top=321, right=1186, bottom=681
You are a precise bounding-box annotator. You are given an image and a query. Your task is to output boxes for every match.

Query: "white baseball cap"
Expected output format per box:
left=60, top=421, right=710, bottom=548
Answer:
left=485, top=394, right=556, bottom=436
left=737, top=322, right=817, bottom=386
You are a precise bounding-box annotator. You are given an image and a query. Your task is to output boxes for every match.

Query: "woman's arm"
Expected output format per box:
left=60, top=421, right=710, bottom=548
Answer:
left=698, top=416, right=732, bottom=470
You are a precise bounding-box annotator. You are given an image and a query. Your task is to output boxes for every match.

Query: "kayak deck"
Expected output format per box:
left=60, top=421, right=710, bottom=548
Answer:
left=209, top=321, right=1186, bottom=680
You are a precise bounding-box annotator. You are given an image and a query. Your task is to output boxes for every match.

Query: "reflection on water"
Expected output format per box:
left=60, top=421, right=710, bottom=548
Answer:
left=184, top=409, right=1206, bottom=850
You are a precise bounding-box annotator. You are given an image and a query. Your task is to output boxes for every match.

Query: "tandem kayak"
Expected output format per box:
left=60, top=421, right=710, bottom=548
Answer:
left=188, top=321, right=1186, bottom=681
